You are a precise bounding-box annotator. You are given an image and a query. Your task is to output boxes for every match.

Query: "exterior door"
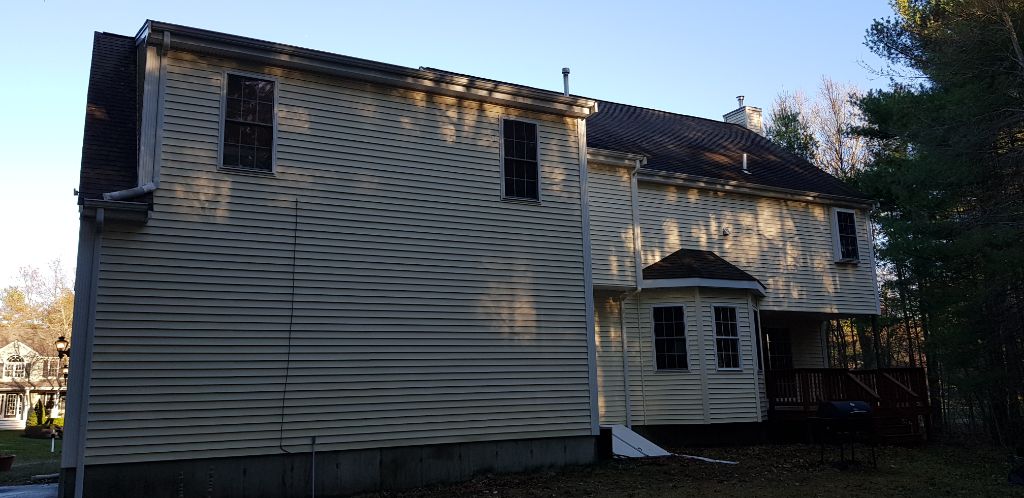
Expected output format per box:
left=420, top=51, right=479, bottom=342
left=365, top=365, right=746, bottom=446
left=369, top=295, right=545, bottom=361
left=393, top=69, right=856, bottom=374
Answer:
left=765, top=328, right=794, bottom=370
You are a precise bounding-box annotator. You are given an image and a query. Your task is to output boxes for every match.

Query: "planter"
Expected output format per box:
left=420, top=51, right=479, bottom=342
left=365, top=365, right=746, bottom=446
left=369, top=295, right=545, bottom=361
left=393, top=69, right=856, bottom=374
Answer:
left=0, top=455, right=14, bottom=472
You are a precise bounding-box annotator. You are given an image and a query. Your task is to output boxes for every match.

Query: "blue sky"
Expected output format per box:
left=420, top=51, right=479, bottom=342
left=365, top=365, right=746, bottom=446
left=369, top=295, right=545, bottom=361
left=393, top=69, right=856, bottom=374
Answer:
left=0, top=0, right=895, bottom=287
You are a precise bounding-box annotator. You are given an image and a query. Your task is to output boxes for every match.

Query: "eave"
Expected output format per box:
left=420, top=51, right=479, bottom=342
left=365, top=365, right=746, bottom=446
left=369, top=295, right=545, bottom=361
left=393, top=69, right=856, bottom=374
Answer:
left=138, top=21, right=598, bottom=118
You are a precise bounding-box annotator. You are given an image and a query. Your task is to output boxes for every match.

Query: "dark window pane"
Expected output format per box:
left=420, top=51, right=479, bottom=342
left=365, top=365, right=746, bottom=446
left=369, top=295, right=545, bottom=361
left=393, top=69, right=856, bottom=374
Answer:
left=242, top=79, right=258, bottom=100
left=241, top=101, right=258, bottom=122
left=226, top=98, right=241, bottom=120
left=256, top=126, right=273, bottom=148
left=227, top=75, right=242, bottom=98
left=524, top=180, right=538, bottom=200
left=223, top=144, right=239, bottom=167
left=240, top=125, right=256, bottom=146
left=257, top=81, right=275, bottom=103
left=257, top=102, right=273, bottom=124
left=240, top=146, right=255, bottom=168
left=224, top=121, right=240, bottom=145
left=525, top=141, right=536, bottom=161
left=255, top=148, right=272, bottom=171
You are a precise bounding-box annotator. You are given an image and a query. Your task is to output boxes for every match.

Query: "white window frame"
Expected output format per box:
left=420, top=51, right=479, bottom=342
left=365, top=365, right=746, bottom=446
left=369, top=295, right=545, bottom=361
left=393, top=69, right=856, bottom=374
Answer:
left=650, top=303, right=690, bottom=372
left=218, top=70, right=280, bottom=175
left=498, top=116, right=543, bottom=203
left=712, top=305, right=742, bottom=371
left=3, top=356, right=26, bottom=379
left=831, top=207, right=861, bottom=263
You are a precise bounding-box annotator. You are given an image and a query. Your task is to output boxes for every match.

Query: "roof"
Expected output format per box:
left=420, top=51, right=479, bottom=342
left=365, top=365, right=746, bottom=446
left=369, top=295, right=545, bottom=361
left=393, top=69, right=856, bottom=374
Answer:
left=643, top=249, right=761, bottom=283
left=0, top=329, right=58, bottom=358
left=77, top=32, right=139, bottom=205
left=587, top=101, right=870, bottom=200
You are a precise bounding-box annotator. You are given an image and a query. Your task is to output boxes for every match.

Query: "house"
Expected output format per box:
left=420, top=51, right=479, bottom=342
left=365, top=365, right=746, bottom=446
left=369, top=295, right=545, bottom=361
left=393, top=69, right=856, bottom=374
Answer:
left=0, top=330, right=66, bottom=430
left=65, top=20, right=922, bottom=498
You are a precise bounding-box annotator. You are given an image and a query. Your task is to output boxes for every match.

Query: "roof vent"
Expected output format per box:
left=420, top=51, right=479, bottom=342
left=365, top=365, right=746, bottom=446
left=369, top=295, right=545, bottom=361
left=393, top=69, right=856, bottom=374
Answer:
left=724, top=96, right=763, bottom=136
left=742, top=153, right=751, bottom=174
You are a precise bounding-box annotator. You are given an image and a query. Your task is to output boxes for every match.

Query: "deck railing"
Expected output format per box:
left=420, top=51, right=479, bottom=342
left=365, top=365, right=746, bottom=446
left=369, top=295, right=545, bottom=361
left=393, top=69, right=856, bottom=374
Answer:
left=765, top=367, right=928, bottom=415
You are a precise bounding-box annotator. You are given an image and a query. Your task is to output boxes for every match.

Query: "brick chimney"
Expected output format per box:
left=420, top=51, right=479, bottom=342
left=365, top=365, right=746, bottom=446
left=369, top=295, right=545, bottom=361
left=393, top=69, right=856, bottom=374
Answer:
left=723, top=95, right=763, bottom=135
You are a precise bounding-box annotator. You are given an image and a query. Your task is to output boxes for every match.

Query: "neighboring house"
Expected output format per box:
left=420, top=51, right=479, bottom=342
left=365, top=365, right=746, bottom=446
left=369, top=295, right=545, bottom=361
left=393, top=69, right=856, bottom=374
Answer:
left=64, top=20, right=917, bottom=498
left=0, top=331, right=66, bottom=430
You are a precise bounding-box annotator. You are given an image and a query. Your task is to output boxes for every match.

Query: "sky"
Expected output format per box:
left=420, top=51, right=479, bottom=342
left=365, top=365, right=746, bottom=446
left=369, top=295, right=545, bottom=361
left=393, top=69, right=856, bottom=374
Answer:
left=0, top=0, right=895, bottom=288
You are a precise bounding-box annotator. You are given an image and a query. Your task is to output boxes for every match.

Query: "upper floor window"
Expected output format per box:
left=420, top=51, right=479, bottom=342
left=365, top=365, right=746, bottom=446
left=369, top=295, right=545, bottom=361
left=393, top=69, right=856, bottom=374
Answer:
left=41, top=358, right=60, bottom=378
left=501, top=119, right=539, bottom=200
left=3, top=355, right=25, bottom=379
left=652, top=305, right=688, bottom=370
left=713, top=306, right=741, bottom=370
left=223, top=74, right=275, bottom=172
left=832, top=208, right=860, bottom=262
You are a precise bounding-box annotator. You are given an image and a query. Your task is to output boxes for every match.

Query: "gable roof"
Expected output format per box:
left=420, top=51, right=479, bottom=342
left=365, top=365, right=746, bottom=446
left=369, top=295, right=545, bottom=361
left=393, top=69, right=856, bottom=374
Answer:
left=643, top=249, right=761, bottom=283
left=587, top=101, right=870, bottom=200
left=77, top=32, right=139, bottom=205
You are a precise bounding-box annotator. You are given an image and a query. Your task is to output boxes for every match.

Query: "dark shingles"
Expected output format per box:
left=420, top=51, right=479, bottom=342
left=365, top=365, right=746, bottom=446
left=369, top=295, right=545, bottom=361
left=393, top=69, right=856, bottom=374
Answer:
left=587, top=101, right=870, bottom=200
left=643, top=249, right=761, bottom=283
left=78, top=32, right=138, bottom=204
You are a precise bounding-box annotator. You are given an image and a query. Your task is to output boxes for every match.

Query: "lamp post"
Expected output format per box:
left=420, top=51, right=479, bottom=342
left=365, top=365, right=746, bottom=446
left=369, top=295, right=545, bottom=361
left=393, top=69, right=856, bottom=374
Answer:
left=54, top=336, right=70, bottom=423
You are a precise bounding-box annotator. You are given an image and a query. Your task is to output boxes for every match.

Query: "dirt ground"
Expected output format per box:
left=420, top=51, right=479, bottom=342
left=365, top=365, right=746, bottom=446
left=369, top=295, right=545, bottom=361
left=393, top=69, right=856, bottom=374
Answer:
left=359, top=443, right=1023, bottom=498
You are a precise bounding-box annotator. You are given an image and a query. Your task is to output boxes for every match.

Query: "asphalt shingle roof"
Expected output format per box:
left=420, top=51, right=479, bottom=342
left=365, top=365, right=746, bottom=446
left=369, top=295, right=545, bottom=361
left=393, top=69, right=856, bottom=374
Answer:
left=587, top=101, right=870, bottom=200
left=77, top=32, right=138, bottom=205
left=643, top=249, right=761, bottom=283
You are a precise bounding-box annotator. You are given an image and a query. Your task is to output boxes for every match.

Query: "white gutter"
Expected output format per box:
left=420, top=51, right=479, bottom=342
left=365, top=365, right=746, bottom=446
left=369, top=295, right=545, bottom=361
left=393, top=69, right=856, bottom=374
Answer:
left=638, top=169, right=874, bottom=209
left=643, top=277, right=766, bottom=296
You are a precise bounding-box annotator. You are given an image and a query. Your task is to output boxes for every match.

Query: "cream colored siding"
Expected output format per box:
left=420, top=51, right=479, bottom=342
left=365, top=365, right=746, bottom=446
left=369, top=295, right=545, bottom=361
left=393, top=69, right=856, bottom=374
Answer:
left=87, top=51, right=591, bottom=464
left=619, top=288, right=760, bottom=425
left=638, top=183, right=877, bottom=314
left=588, top=164, right=635, bottom=288
left=594, top=293, right=626, bottom=424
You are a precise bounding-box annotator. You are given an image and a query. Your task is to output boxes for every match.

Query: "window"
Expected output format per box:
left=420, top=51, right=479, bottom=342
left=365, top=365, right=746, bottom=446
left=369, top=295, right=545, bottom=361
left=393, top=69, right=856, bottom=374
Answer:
left=501, top=119, right=539, bottom=200
left=41, top=358, right=60, bottom=379
left=653, top=306, right=688, bottom=370
left=833, top=209, right=860, bottom=261
left=713, top=306, right=741, bottom=370
left=3, top=355, right=25, bottom=379
left=223, top=74, right=275, bottom=172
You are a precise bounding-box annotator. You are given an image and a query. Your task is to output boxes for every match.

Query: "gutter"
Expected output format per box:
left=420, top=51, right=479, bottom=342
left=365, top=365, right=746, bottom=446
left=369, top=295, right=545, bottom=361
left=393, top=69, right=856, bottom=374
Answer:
left=102, top=182, right=156, bottom=201
left=637, top=169, right=875, bottom=209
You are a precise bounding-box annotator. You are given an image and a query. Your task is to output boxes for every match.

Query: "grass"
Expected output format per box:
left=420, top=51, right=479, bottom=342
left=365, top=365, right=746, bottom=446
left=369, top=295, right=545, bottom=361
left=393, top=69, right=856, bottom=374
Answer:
left=0, top=430, right=62, bottom=485
left=360, top=443, right=1024, bottom=498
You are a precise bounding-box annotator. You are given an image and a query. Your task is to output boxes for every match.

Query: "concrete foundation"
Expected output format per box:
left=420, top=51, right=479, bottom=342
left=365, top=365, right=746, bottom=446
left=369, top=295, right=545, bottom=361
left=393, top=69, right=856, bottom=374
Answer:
left=58, top=435, right=596, bottom=498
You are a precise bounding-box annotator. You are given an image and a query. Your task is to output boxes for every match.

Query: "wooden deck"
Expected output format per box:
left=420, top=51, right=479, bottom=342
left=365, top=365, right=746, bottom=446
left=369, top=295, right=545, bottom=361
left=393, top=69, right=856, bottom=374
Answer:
left=765, top=368, right=929, bottom=419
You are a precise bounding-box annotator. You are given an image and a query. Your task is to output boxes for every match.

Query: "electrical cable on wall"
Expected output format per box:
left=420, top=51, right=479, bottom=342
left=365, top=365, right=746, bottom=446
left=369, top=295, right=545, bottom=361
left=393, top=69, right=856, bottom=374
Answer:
left=278, top=198, right=300, bottom=454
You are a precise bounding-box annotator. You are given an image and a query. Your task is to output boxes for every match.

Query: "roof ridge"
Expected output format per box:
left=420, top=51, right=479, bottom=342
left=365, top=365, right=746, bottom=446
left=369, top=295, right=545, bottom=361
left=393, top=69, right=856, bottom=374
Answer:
left=596, top=99, right=747, bottom=129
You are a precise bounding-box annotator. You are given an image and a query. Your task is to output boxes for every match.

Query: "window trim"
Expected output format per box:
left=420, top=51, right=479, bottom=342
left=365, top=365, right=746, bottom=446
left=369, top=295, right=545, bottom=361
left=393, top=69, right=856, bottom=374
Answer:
left=831, top=207, right=861, bottom=263
left=712, top=305, right=743, bottom=372
left=498, top=116, right=543, bottom=203
left=2, top=355, right=26, bottom=379
left=217, top=70, right=279, bottom=176
left=649, top=303, right=690, bottom=372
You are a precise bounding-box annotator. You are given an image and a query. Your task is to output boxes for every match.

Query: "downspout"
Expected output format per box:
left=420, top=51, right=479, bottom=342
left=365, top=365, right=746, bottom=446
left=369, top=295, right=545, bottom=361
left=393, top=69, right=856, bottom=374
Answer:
left=102, top=182, right=156, bottom=201
left=747, top=295, right=762, bottom=422
left=577, top=117, right=599, bottom=436
left=620, top=156, right=645, bottom=428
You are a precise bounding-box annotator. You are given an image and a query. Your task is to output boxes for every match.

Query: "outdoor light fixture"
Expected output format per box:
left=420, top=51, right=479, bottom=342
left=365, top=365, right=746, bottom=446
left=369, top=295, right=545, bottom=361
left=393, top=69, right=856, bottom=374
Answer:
left=61, top=365, right=69, bottom=380
left=55, top=336, right=70, bottom=359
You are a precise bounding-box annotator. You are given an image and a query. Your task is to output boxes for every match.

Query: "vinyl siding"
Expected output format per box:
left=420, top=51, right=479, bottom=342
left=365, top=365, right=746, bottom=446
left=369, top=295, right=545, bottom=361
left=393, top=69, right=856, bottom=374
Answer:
left=638, top=182, right=877, bottom=314
left=619, top=288, right=761, bottom=425
left=588, top=164, right=636, bottom=288
left=594, top=293, right=626, bottom=424
left=86, top=51, right=592, bottom=464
